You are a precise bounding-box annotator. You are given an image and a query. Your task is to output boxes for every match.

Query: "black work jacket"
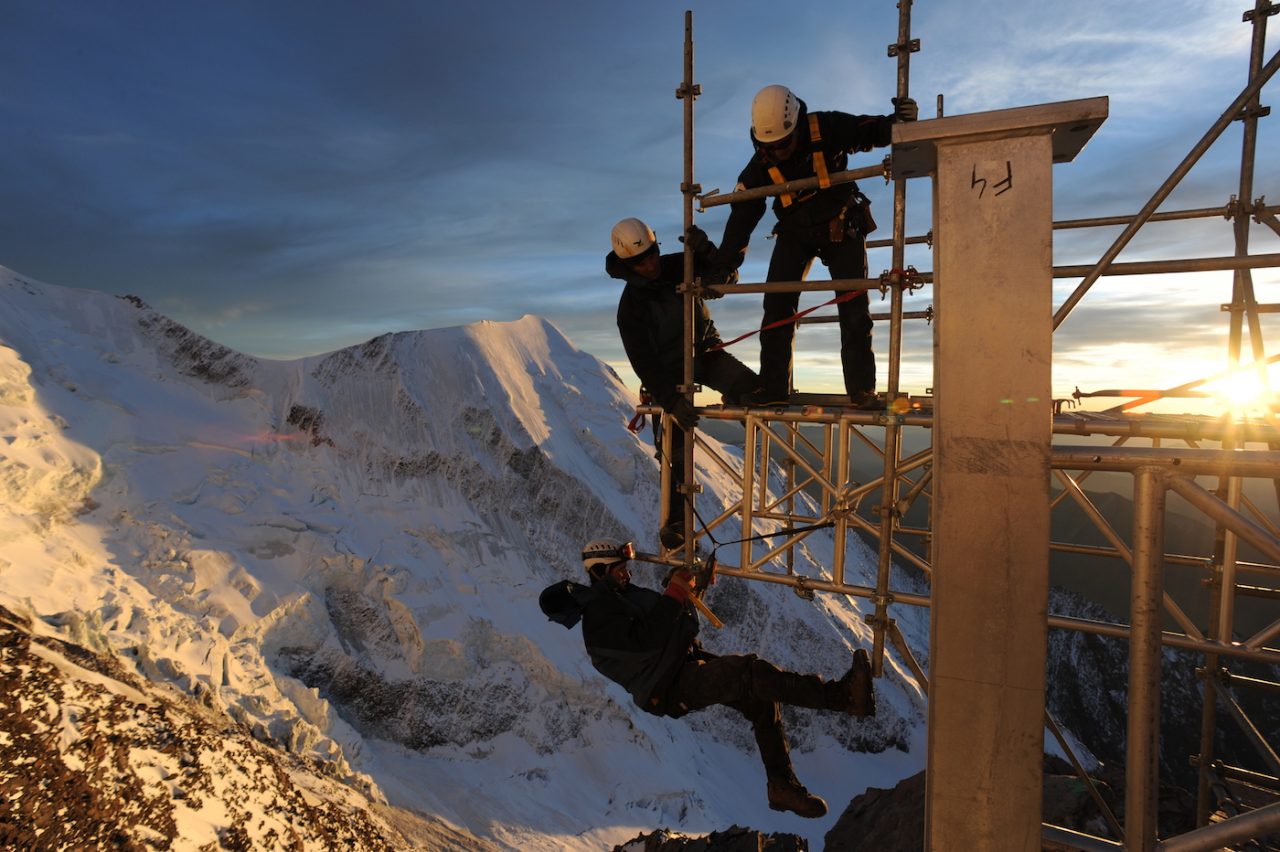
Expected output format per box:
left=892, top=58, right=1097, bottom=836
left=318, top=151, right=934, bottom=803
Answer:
left=580, top=580, right=700, bottom=715
left=607, top=250, right=723, bottom=408
left=716, top=104, right=893, bottom=270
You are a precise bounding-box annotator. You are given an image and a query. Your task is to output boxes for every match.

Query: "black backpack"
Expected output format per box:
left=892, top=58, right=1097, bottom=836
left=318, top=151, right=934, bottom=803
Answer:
left=538, top=580, right=599, bottom=629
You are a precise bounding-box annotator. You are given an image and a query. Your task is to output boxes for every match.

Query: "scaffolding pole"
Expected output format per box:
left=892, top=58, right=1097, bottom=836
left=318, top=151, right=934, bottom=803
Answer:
left=870, top=0, right=916, bottom=678
left=655, top=6, right=1279, bottom=849
left=677, top=11, right=698, bottom=568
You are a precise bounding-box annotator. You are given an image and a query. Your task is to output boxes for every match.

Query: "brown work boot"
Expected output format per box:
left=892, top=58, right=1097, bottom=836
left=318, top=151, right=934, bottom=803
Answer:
left=827, top=648, right=876, bottom=716
left=850, top=389, right=884, bottom=411
left=767, top=778, right=828, bottom=818
left=659, top=520, right=685, bottom=550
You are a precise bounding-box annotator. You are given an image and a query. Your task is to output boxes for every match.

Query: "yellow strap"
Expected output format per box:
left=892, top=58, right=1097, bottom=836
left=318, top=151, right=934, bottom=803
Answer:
left=768, top=166, right=793, bottom=208
left=809, top=114, right=830, bottom=189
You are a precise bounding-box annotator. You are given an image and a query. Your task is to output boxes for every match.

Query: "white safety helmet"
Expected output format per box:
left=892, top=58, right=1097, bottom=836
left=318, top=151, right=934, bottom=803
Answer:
left=581, top=538, right=636, bottom=578
left=751, top=84, right=800, bottom=144
left=611, top=218, right=657, bottom=260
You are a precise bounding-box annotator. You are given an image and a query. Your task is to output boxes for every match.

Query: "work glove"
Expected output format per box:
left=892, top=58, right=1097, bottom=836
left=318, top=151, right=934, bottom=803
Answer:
left=663, top=567, right=696, bottom=602
left=700, top=278, right=726, bottom=299
left=701, top=264, right=738, bottom=289
left=666, top=396, right=699, bottom=430
left=892, top=96, right=919, bottom=123
left=681, top=225, right=713, bottom=255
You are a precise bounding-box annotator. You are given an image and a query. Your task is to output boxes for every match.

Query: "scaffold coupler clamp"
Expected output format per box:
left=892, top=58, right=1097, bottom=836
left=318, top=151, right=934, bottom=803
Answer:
left=875, top=410, right=906, bottom=428
left=865, top=609, right=896, bottom=633
left=687, top=275, right=719, bottom=302
left=879, top=267, right=923, bottom=300
left=792, top=574, right=816, bottom=601
left=869, top=609, right=895, bottom=625
left=871, top=500, right=900, bottom=520
left=1225, top=195, right=1242, bottom=220
left=1244, top=1, right=1279, bottom=22
left=831, top=485, right=861, bottom=520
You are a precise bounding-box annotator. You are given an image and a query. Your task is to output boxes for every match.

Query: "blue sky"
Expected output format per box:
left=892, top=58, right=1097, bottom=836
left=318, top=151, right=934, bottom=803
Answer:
left=1, top=1, right=1275, bottom=408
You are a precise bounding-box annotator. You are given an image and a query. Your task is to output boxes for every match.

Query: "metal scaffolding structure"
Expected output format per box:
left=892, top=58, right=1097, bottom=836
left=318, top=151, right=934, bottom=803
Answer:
left=646, top=4, right=1280, bottom=851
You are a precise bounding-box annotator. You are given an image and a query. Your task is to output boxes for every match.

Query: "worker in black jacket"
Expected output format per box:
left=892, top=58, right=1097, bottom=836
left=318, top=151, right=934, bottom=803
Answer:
left=538, top=538, right=876, bottom=819
left=712, top=85, right=917, bottom=409
left=607, top=217, right=759, bottom=548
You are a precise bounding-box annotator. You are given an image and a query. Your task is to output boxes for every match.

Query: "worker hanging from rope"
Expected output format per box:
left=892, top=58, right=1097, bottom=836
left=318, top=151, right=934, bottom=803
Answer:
left=706, top=85, right=918, bottom=409
left=538, top=538, right=875, bottom=819
left=606, top=217, right=759, bottom=550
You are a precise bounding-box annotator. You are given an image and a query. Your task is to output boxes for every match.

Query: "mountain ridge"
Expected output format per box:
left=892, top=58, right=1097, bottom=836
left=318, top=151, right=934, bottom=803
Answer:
left=0, top=266, right=927, bottom=850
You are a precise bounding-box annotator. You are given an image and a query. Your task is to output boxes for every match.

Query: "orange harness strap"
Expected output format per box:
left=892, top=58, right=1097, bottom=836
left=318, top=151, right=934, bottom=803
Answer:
left=767, top=114, right=830, bottom=208
left=767, top=166, right=793, bottom=208
left=809, top=114, right=831, bottom=189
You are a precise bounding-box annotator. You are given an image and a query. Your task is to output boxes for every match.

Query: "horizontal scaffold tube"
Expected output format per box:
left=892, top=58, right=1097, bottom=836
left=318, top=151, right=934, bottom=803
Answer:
left=1156, top=801, right=1280, bottom=852
left=697, top=162, right=886, bottom=209
left=1052, top=204, right=1274, bottom=230
left=1053, top=446, right=1280, bottom=477
left=800, top=309, right=933, bottom=325
left=1048, top=613, right=1280, bottom=665
left=866, top=204, right=1280, bottom=250
left=1054, top=252, right=1280, bottom=278
left=701, top=252, right=1280, bottom=298
left=708, top=278, right=879, bottom=295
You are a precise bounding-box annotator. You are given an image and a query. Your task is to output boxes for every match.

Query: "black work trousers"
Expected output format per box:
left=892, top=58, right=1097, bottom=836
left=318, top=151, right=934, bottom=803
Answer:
left=654, top=351, right=757, bottom=525
left=661, top=652, right=834, bottom=784
left=760, top=228, right=873, bottom=399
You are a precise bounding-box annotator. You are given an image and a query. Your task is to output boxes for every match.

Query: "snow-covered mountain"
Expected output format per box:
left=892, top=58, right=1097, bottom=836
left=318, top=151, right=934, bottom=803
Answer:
left=0, top=267, right=930, bottom=850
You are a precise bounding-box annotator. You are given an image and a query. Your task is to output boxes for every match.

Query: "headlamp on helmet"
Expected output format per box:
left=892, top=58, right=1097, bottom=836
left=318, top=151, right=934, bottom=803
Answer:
left=581, top=538, right=636, bottom=578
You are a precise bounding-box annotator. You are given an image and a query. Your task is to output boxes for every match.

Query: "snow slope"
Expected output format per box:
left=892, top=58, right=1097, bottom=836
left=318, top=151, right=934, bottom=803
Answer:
left=0, top=267, right=930, bottom=850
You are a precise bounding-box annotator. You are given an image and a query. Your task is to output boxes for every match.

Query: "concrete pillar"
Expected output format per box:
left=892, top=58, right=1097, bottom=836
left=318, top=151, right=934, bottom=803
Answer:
left=892, top=99, right=1108, bottom=850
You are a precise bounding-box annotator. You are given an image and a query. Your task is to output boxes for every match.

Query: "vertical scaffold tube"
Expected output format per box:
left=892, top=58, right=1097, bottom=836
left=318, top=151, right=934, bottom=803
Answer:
left=679, top=10, right=698, bottom=566
left=1202, top=8, right=1274, bottom=819
left=1127, top=466, right=1166, bottom=851
left=872, top=0, right=914, bottom=676
left=1227, top=0, right=1271, bottom=378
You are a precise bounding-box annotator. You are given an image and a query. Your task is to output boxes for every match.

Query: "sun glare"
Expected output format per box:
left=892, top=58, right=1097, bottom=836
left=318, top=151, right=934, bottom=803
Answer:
left=1208, top=368, right=1276, bottom=414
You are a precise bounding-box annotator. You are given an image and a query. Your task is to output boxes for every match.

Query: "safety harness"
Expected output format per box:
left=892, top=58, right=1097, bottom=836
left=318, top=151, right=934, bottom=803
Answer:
left=767, top=114, right=833, bottom=208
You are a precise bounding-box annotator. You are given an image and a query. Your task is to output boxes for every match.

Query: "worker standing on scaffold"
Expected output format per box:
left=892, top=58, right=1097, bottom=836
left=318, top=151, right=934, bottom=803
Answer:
left=606, top=217, right=759, bottom=550
left=710, top=85, right=917, bottom=410
left=539, top=538, right=875, bottom=818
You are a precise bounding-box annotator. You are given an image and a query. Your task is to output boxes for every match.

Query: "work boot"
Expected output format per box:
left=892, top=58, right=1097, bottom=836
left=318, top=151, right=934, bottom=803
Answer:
left=767, top=777, right=828, bottom=818
left=659, top=521, right=685, bottom=550
left=749, top=386, right=790, bottom=407
left=723, top=376, right=761, bottom=407
left=850, top=389, right=884, bottom=411
left=827, top=648, right=876, bottom=716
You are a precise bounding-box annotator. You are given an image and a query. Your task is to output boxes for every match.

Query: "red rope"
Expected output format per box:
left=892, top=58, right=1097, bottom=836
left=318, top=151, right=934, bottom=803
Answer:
left=710, top=288, right=867, bottom=351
